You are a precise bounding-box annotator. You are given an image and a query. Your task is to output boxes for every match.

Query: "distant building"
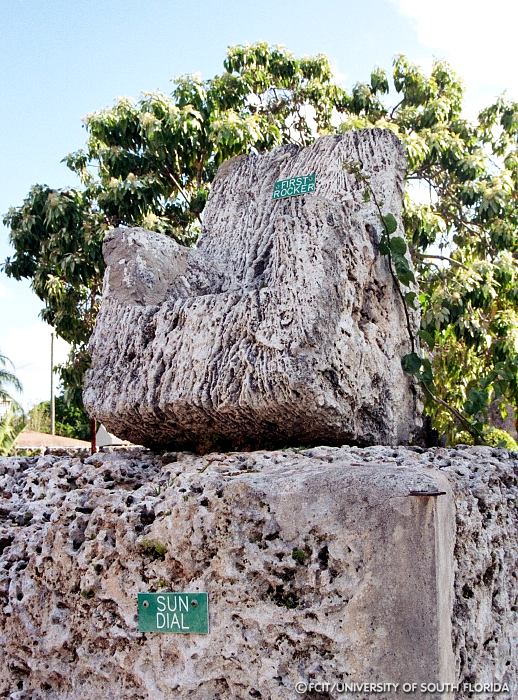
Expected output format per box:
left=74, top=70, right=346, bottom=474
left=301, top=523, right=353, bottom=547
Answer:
left=14, top=430, right=90, bottom=449
left=96, top=424, right=130, bottom=448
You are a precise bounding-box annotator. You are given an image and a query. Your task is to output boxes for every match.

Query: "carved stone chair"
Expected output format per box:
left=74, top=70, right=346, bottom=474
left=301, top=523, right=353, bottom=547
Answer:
left=84, top=129, right=421, bottom=450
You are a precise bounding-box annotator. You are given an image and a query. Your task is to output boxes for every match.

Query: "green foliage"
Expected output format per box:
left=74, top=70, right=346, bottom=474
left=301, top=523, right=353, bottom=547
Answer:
left=26, top=401, right=50, bottom=433
left=3, top=45, right=517, bottom=445
left=80, top=588, right=95, bottom=599
left=139, top=538, right=167, bottom=560
left=3, top=188, right=103, bottom=347
left=456, top=427, right=517, bottom=450
left=56, top=394, right=90, bottom=440
left=0, top=351, right=22, bottom=409
left=401, top=352, right=422, bottom=375
left=269, top=585, right=299, bottom=609
left=3, top=43, right=348, bottom=413
left=382, top=213, right=397, bottom=235
left=483, top=428, right=517, bottom=450
left=291, top=547, right=308, bottom=565
left=0, top=407, right=25, bottom=456
left=0, top=351, right=24, bottom=455
left=340, top=56, right=517, bottom=444
left=27, top=394, right=90, bottom=441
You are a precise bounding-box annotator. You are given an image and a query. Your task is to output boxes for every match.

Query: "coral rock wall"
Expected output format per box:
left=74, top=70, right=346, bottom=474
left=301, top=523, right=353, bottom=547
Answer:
left=0, top=446, right=515, bottom=699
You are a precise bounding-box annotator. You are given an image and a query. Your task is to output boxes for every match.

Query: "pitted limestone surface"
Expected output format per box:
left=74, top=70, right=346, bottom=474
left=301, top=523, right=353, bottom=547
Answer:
left=0, top=446, right=515, bottom=699
left=84, top=129, right=421, bottom=451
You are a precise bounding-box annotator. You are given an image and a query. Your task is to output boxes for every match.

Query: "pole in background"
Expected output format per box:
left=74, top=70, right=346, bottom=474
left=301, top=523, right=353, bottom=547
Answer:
left=50, top=331, right=55, bottom=435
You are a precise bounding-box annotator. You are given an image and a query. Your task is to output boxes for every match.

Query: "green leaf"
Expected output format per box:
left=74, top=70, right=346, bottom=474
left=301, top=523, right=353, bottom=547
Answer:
left=398, top=267, right=414, bottom=284
left=389, top=236, right=407, bottom=255
left=418, top=329, right=435, bottom=350
left=401, top=352, right=422, bottom=375
left=379, top=239, right=390, bottom=255
left=399, top=270, right=415, bottom=287
left=464, top=388, right=489, bottom=416
left=382, top=213, right=397, bottom=234
left=370, top=67, right=389, bottom=95
left=404, top=291, right=417, bottom=308
left=418, top=358, right=434, bottom=387
left=393, top=254, right=415, bottom=286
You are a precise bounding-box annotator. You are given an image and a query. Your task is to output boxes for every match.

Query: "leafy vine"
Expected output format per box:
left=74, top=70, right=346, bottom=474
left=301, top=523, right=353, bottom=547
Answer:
left=343, top=159, right=487, bottom=445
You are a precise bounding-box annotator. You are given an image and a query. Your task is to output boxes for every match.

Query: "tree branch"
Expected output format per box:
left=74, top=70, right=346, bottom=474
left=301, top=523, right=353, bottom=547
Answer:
left=421, top=383, right=485, bottom=444
left=165, top=167, right=203, bottom=226
left=389, top=99, right=404, bottom=119
left=416, top=254, right=471, bottom=271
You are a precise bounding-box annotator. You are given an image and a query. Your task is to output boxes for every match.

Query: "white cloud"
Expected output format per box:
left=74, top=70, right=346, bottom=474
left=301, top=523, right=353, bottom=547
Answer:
left=394, top=0, right=517, bottom=114
left=0, top=322, right=70, bottom=411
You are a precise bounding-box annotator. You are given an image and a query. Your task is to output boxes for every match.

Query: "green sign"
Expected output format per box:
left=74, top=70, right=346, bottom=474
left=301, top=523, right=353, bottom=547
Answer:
left=273, top=173, right=316, bottom=199
left=138, top=592, right=209, bottom=634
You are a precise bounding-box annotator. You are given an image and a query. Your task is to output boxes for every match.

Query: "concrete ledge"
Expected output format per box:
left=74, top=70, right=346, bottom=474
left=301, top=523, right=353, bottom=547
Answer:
left=0, top=446, right=515, bottom=699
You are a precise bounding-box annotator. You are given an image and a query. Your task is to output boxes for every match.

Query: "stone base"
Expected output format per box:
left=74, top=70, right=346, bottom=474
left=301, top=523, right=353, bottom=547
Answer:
left=0, top=446, right=515, bottom=699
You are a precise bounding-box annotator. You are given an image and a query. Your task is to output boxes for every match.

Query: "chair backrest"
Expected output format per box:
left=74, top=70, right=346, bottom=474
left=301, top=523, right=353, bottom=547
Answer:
left=198, top=129, right=406, bottom=289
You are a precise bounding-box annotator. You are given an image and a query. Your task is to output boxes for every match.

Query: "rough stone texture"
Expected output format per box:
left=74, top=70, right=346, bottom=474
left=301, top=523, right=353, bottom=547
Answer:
left=0, top=446, right=515, bottom=699
left=84, top=129, right=422, bottom=451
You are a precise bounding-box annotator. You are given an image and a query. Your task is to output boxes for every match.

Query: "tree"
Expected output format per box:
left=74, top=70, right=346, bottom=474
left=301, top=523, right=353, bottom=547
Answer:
left=26, top=394, right=90, bottom=441
left=3, top=44, right=517, bottom=444
left=3, top=44, right=340, bottom=404
left=336, top=58, right=517, bottom=444
left=0, top=351, right=22, bottom=408
left=0, top=409, right=22, bottom=456
left=0, top=351, right=24, bottom=455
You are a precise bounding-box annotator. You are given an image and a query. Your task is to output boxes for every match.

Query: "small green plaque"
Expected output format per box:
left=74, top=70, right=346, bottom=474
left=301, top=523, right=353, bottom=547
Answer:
left=138, top=592, right=209, bottom=634
left=272, top=173, right=316, bottom=200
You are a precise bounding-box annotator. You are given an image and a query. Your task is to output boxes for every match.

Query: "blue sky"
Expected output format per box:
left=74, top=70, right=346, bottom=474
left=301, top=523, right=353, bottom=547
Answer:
left=1, top=0, right=516, bottom=408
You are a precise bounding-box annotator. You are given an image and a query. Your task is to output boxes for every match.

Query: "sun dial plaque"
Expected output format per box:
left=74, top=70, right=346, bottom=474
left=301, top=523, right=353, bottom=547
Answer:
left=138, top=592, right=209, bottom=634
